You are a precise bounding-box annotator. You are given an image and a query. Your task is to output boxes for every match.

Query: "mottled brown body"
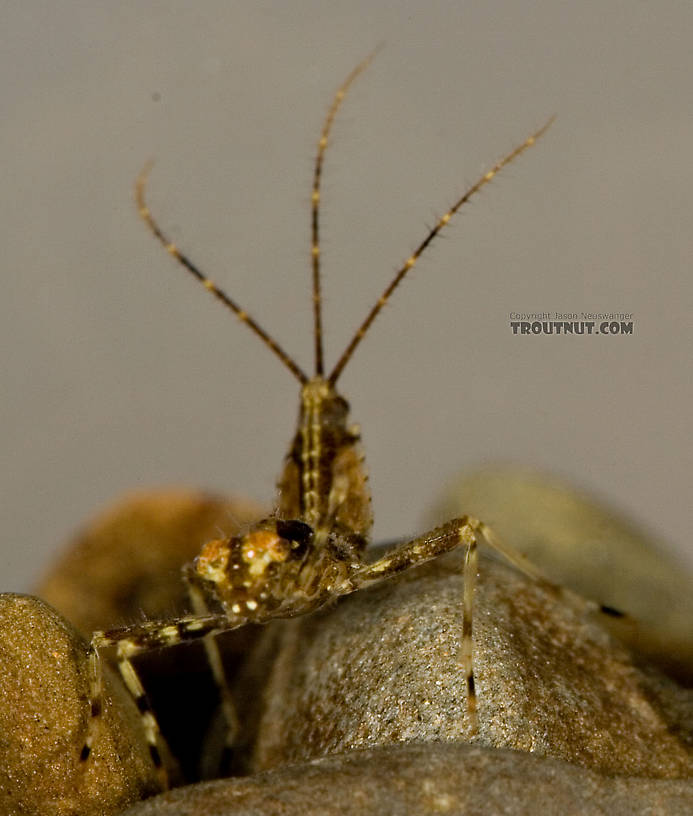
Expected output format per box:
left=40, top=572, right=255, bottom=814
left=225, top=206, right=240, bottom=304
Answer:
left=81, top=55, right=554, bottom=788
left=278, top=378, right=371, bottom=544
left=185, top=376, right=371, bottom=624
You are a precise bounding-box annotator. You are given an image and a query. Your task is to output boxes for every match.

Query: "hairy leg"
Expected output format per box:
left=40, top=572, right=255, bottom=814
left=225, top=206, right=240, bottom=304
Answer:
left=183, top=569, right=240, bottom=771
left=82, top=611, right=242, bottom=787
left=345, top=516, right=484, bottom=734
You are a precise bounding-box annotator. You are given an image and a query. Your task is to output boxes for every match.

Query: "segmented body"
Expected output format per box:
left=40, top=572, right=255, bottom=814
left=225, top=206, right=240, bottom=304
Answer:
left=81, top=55, right=554, bottom=788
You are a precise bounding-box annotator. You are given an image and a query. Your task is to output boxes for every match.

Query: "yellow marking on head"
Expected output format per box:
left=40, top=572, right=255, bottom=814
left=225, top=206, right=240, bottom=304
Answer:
left=484, top=170, right=495, bottom=181
left=440, top=212, right=451, bottom=225
left=166, top=242, right=178, bottom=255
left=405, top=256, right=416, bottom=269
left=312, top=245, right=320, bottom=257
left=195, top=538, right=230, bottom=583
left=242, top=529, right=291, bottom=577
left=319, top=136, right=328, bottom=148
left=312, top=190, right=320, bottom=204
left=139, top=206, right=150, bottom=218
left=198, top=539, right=229, bottom=563
left=242, top=530, right=289, bottom=560
left=203, top=279, right=215, bottom=290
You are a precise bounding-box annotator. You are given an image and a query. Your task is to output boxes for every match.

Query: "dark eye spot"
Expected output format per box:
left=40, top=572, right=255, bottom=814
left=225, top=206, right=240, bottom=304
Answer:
left=600, top=604, right=625, bottom=618
left=276, top=520, right=313, bottom=555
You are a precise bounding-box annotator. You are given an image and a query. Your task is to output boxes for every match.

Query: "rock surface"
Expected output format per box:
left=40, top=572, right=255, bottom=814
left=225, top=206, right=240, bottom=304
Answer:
left=15, top=486, right=691, bottom=814
left=429, top=465, right=693, bottom=682
left=241, top=554, right=692, bottom=777
left=0, top=593, right=160, bottom=816
left=34, top=488, right=265, bottom=784
left=121, top=743, right=693, bottom=816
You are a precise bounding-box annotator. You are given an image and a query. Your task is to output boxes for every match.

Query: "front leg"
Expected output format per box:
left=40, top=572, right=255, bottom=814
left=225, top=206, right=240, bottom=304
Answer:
left=343, top=516, right=485, bottom=734
left=82, top=611, right=243, bottom=789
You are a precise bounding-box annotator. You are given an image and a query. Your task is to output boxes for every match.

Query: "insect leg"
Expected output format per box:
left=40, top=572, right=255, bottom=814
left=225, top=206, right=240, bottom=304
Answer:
left=344, top=517, right=485, bottom=734
left=477, top=522, right=602, bottom=615
left=82, top=612, right=239, bottom=788
left=183, top=568, right=240, bottom=771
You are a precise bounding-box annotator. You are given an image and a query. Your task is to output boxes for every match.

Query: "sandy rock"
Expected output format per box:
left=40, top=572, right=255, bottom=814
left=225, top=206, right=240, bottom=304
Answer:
left=121, top=743, right=693, bottom=816
left=428, top=465, right=693, bottom=682
left=0, top=593, right=160, bottom=816
left=34, top=489, right=264, bottom=783
left=18, top=486, right=690, bottom=814
left=36, top=488, right=263, bottom=634
left=243, top=555, right=692, bottom=777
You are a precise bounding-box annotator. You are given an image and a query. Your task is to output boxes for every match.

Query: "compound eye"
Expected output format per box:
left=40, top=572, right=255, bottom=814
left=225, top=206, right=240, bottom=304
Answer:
left=275, top=519, right=313, bottom=555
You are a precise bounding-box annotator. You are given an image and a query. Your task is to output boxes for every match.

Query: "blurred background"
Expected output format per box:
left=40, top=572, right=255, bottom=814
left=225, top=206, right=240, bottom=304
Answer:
left=2, top=1, right=691, bottom=591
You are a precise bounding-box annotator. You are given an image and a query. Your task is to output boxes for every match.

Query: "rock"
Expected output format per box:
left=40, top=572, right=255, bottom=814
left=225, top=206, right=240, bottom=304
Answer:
left=120, top=743, right=693, bottom=816
left=0, top=593, right=160, bottom=816
left=34, top=489, right=264, bottom=783
left=17, top=486, right=690, bottom=814
left=428, top=465, right=693, bottom=683
left=242, top=554, right=692, bottom=777
left=36, top=488, right=263, bottom=634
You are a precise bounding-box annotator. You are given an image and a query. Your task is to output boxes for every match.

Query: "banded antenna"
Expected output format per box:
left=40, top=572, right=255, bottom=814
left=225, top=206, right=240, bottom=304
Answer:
left=136, top=56, right=553, bottom=387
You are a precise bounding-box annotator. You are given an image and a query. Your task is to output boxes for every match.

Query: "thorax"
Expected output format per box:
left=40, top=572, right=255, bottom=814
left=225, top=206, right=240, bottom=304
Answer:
left=276, top=377, right=372, bottom=551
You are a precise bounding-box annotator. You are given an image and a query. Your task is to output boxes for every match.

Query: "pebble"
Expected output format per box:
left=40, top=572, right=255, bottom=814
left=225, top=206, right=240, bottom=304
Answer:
left=12, top=486, right=690, bottom=813
left=0, top=593, right=160, bottom=816
left=121, top=743, right=693, bottom=816
left=34, top=489, right=264, bottom=783
left=243, top=554, right=692, bottom=777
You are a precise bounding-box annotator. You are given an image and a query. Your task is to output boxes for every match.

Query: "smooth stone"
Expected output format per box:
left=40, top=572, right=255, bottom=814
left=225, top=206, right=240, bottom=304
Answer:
left=242, top=554, right=692, bottom=777
left=0, top=593, right=160, bottom=816
left=121, top=743, right=693, bottom=816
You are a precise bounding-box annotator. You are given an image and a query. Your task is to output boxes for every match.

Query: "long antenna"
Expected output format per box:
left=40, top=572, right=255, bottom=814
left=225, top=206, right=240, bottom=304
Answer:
left=328, top=116, right=555, bottom=385
left=136, top=161, right=309, bottom=385
left=310, top=52, right=377, bottom=376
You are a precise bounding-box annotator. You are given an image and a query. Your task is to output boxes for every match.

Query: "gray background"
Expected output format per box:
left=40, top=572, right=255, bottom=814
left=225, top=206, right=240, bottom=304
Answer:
left=2, top=1, right=691, bottom=591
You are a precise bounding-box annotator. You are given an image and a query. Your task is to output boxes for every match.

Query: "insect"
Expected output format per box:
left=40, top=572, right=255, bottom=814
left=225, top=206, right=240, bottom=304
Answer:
left=81, top=55, right=554, bottom=787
